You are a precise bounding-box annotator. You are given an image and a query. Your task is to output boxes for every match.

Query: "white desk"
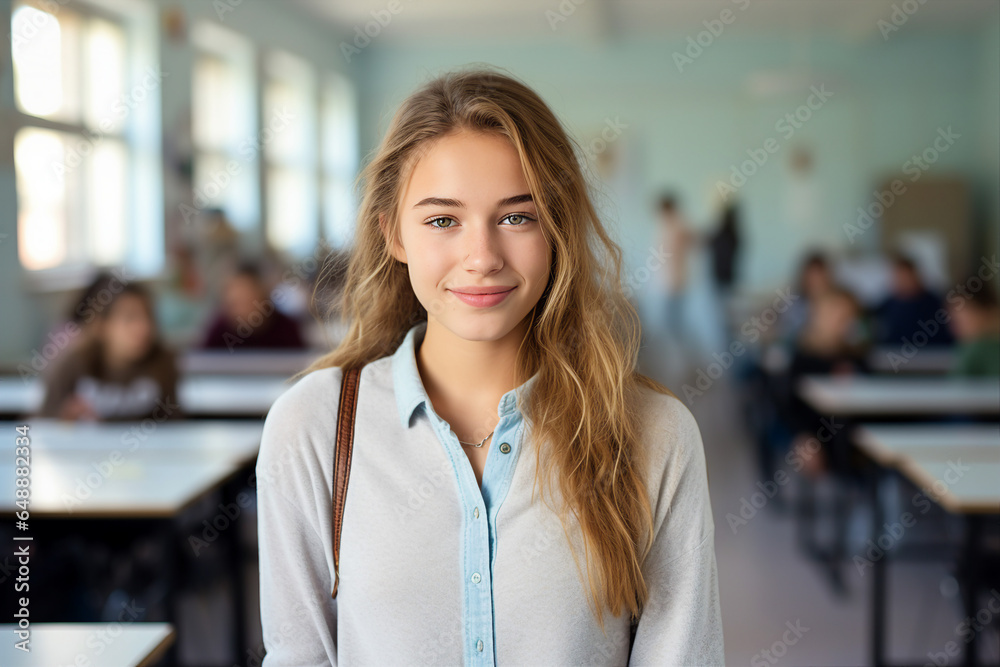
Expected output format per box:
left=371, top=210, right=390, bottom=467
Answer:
left=180, top=349, right=322, bottom=376
left=0, top=420, right=263, bottom=518
left=178, top=374, right=294, bottom=416
left=854, top=424, right=1000, bottom=466
left=0, top=375, right=295, bottom=417
left=898, top=458, right=1000, bottom=514
left=0, top=623, right=174, bottom=667
left=0, top=377, right=43, bottom=416
left=857, top=424, right=1000, bottom=665
left=798, top=376, right=1000, bottom=416
left=2, top=419, right=263, bottom=458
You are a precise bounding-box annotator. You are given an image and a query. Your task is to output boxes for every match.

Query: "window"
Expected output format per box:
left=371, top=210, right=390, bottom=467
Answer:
left=190, top=21, right=257, bottom=234
left=321, top=73, right=359, bottom=249
left=263, top=50, right=318, bottom=258
left=10, top=0, right=162, bottom=280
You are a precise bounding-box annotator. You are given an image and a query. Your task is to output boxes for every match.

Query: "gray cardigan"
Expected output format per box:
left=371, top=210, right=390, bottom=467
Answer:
left=256, top=322, right=724, bottom=665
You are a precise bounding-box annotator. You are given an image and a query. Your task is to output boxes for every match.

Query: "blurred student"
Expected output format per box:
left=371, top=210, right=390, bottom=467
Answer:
left=873, top=253, right=953, bottom=347
left=200, top=261, right=306, bottom=350
left=784, top=287, right=870, bottom=477
left=948, top=283, right=1000, bottom=376
left=38, top=280, right=181, bottom=421
left=657, top=193, right=696, bottom=344
left=708, top=201, right=741, bottom=307
left=33, top=270, right=120, bottom=374
left=775, top=252, right=835, bottom=345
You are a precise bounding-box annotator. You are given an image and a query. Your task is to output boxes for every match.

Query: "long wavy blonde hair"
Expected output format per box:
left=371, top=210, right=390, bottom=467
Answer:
left=297, top=65, right=674, bottom=633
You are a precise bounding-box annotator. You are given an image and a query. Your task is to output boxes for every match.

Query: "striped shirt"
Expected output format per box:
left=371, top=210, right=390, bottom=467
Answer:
left=256, top=320, right=724, bottom=665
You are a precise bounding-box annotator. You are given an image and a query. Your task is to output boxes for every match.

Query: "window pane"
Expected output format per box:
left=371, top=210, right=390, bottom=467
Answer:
left=322, top=74, right=358, bottom=174
left=10, top=4, right=81, bottom=121
left=193, top=153, right=258, bottom=233
left=14, top=128, right=72, bottom=270
left=264, top=51, right=315, bottom=165
left=193, top=55, right=241, bottom=152
left=323, top=177, right=356, bottom=249
left=267, top=167, right=317, bottom=256
left=84, top=17, right=127, bottom=134
left=87, top=140, right=128, bottom=265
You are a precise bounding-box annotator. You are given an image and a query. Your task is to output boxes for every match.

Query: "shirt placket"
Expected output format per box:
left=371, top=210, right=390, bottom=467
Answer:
left=428, top=392, right=522, bottom=666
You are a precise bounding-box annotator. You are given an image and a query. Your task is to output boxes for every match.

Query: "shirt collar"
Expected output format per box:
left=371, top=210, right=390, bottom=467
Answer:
left=392, top=320, right=539, bottom=429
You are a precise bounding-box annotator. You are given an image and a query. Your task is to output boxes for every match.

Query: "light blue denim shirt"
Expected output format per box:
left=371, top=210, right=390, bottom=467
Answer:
left=256, top=320, right=724, bottom=666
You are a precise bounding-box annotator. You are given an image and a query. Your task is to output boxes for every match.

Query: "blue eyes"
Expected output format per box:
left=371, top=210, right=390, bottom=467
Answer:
left=425, top=213, right=535, bottom=229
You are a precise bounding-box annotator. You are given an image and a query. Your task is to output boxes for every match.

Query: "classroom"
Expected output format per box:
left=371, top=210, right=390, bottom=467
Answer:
left=0, top=0, right=998, bottom=665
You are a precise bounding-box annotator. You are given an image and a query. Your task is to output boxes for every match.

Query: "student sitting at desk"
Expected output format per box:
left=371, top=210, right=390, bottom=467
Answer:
left=37, top=280, right=181, bottom=421
left=872, top=253, right=953, bottom=347
left=200, top=261, right=306, bottom=350
left=775, top=251, right=835, bottom=346
left=784, top=287, right=870, bottom=477
left=948, top=282, right=1000, bottom=376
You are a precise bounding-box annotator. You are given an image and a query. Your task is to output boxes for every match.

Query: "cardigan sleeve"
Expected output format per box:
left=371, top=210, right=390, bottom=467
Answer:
left=628, top=394, right=725, bottom=666
left=256, top=369, right=341, bottom=666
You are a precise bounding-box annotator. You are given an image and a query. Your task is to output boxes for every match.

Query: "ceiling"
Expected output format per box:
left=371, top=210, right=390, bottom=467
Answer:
left=288, top=0, right=1000, bottom=44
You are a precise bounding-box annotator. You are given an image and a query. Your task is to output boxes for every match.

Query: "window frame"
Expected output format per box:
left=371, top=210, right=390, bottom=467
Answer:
left=8, top=0, right=164, bottom=292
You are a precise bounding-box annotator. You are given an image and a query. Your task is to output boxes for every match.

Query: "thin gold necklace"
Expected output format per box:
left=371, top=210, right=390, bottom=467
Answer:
left=459, top=430, right=494, bottom=448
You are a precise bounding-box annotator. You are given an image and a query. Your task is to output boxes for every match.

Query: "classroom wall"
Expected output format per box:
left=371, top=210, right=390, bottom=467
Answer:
left=353, top=27, right=997, bottom=293
left=978, top=17, right=1000, bottom=264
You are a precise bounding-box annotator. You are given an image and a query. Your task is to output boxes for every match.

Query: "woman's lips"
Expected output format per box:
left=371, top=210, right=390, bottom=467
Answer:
left=448, top=287, right=516, bottom=308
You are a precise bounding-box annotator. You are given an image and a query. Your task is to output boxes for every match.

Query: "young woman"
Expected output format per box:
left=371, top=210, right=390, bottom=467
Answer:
left=256, top=67, right=724, bottom=665
left=38, top=278, right=180, bottom=422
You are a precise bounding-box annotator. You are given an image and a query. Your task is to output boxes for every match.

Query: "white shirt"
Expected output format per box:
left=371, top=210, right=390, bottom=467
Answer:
left=256, top=320, right=724, bottom=665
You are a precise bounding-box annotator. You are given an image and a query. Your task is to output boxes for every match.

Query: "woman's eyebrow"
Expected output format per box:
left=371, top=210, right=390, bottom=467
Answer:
left=412, top=193, right=534, bottom=209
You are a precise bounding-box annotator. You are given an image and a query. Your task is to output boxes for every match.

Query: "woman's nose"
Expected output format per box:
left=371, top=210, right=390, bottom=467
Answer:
left=462, top=223, right=504, bottom=273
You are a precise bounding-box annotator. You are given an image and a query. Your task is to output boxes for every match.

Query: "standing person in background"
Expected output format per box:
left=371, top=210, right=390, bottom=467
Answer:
left=708, top=201, right=741, bottom=332
left=947, top=282, right=1000, bottom=376
left=657, top=193, right=696, bottom=345
left=37, top=279, right=181, bottom=422
left=873, top=253, right=953, bottom=347
left=200, top=260, right=306, bottom=350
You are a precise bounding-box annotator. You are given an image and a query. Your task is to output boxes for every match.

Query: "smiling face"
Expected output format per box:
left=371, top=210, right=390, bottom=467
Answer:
left=384, top=129, right=552, bottom=342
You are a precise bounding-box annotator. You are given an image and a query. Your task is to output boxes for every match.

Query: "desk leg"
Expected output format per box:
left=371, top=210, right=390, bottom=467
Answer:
left=870, top=467, right=887, bottom=667
left=226, top=477, right=248, bottom=665
left=962, top=515, right=982, bottom=667
left=162, top=520, right=180, bottom=666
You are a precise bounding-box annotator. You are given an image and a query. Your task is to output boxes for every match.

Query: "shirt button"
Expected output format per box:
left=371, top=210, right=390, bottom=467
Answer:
left=499, top=442, right=511, bottom=454
left=474, top=507, right=480, bottom=518
left=471, top=572, right=481, bottom=583
left=477, top=639, right=484, bottom=652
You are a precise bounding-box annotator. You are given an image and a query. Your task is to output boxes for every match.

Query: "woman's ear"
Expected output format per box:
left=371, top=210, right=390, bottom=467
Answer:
left=380, top=213, right=407, bottom=264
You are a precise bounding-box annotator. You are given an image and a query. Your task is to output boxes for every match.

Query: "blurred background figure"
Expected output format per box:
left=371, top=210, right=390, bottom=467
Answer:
left=948, top=281, right=1000, bottom=376
left=657, top=192, right=696, bottom=347
left=36, top=270, right=123, bottom=372
left=780, top=287, right=870, bottom=475
left=200, top=260, right=306, bottom=350
left=873, top=253, right=954, bottom=347
left=37, top=280, right=181, bottom=421
left=777, top=251, right=835, bottom=345
left=708, top=200, right=742, bottom=332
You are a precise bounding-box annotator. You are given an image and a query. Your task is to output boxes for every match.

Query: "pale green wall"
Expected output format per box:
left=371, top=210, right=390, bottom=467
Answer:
left=353, top=28, right=996, bottom=291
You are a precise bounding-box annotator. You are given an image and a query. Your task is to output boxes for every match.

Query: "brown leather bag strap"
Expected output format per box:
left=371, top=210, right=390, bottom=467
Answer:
left=331, top=365, right=362, bottom=599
